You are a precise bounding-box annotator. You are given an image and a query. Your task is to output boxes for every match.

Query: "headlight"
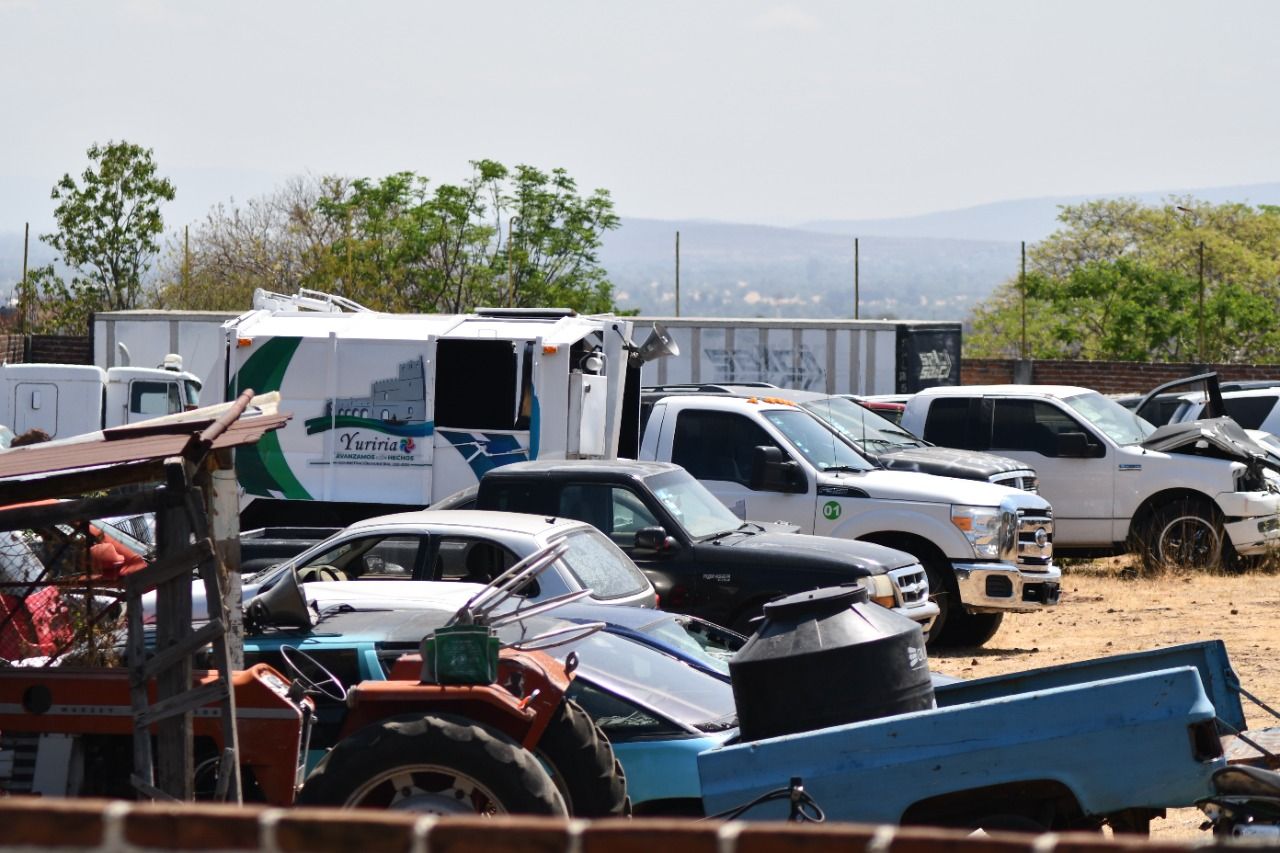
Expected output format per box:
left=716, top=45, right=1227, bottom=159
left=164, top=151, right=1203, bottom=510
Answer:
left=858, top=574, right=897, bottom=608
left=951, top=505, right=1004, bottom=559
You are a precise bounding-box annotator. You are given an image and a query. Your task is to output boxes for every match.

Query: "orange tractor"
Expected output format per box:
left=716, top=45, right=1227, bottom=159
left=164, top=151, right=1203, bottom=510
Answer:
left=0, top=542, right=626, bottom=816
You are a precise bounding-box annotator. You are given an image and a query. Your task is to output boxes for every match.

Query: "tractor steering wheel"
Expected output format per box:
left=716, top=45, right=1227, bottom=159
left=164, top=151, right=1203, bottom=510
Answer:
left=279, top=644, right=348, bottom=702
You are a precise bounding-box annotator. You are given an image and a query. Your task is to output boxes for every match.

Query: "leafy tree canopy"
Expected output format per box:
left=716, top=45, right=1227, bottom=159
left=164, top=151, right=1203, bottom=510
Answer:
left=967, top=199, right=1280, bottom=363
left=40, top=141, right=175, bottom=321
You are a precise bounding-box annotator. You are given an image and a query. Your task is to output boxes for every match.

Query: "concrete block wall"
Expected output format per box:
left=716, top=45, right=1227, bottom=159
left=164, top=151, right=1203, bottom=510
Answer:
left=0, top=798, right=1201, bottom=853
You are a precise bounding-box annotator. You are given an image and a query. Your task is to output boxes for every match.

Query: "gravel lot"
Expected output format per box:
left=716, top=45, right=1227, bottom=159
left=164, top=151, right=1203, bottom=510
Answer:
left=928, top=557, right=1280, bottom=841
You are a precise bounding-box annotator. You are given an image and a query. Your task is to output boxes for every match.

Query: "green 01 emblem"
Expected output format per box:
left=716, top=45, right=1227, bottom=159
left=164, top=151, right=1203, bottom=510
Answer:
left=822, top=500, right=842, bottom=520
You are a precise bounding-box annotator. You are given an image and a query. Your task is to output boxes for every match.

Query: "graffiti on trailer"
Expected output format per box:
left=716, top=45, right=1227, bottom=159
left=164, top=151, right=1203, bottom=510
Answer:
left=918, top=350, right=954, bottom=382
left=704, top=346, right=826, bottom=390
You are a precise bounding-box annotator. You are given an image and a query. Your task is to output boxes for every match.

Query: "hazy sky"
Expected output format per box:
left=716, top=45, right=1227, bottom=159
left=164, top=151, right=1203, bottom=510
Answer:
left=2, top=0, right=1278, bottom=229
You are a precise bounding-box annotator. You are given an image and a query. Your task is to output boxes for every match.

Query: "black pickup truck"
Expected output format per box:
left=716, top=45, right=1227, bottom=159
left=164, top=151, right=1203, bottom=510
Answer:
left=470, top=459, right=937, bottom=633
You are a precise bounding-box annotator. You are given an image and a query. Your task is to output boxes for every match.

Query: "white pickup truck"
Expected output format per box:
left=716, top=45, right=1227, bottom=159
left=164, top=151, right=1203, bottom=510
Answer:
left=638, top=394, right=1060, bottom=647
left=900, top=384, right=1280, bottom=571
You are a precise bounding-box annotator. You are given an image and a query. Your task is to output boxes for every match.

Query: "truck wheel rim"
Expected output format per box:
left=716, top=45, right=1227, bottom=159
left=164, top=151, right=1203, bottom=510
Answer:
left=1157, top=514, right=1220, bottom=567
left=344, top=765, right=507, bottom=815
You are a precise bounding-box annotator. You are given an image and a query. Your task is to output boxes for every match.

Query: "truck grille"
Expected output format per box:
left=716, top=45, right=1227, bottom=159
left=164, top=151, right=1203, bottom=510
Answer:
left=1016, top=510, right=1053, bottom=568
left=992, top=472, right=1039, bottom=493
left=889, top=564, right=930, bottom=607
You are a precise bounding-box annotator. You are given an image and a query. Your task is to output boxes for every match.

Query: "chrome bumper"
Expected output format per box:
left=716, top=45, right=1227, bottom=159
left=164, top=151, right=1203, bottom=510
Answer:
left=953, top=562, right=1062, bottom=614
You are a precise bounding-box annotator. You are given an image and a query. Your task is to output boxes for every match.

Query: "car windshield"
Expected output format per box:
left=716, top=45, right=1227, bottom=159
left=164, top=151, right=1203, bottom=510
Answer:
left=500, top=618, right=738, bottom=731
left=1063, top=391, right=1154, bottom=446
left=557, top=529, right=651, bottom=600
left=646, top=469, right=743, bottom=539
left=800, top=396, right=922, bottom=450
left=762, top=409, right=874, bottom=472
left=638, top=614, right=743, bottom=676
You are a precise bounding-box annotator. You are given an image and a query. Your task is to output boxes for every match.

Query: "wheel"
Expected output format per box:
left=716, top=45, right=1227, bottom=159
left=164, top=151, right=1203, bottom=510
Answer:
left=941, top=610, right=1004, bottom=647
left=1138, top=500, right=1224, bottom=572
left=280, top=644, right=348, bottom=702
left=534, top=699, right=630, bottom=817
left=921, top=559, right=954, bottom=650
left=297, top=713, right=567, bottom=816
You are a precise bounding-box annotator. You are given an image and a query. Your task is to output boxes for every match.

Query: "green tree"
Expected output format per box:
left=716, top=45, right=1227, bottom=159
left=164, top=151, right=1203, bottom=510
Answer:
left=967, top=199, right=1280, bottom=362
left=43, top=141, right=176, bottom=314
left=154, top=175, right=347, bottom=311
left=317, top=160, right=620, bottom=314
left=14, top=264, right=102, bottom=335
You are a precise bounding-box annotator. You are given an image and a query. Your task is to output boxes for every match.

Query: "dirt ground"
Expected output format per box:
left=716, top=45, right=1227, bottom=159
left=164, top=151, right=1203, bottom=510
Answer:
left=927, top=556, right=1280, bottom=841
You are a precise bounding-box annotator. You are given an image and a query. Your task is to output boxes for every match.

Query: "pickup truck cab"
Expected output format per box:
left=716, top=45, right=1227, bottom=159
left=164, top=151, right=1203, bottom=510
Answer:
left=638, top=395, right=1059, bottom=647
left=474, top=459, right=937, bottom=634
left=901, top=385, right=1280, bottom=570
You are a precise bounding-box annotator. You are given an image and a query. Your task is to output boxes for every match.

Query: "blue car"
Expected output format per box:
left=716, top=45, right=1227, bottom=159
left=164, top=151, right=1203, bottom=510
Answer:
left=240, top=601, right=737, bottom=815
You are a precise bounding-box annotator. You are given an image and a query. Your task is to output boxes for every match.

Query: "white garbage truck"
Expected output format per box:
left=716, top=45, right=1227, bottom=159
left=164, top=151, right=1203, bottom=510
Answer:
left=218, top=290, right=676, bottom=527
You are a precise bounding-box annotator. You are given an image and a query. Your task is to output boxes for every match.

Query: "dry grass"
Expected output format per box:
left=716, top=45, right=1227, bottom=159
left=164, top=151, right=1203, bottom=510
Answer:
left=929, top=556, right=1280, bottom=842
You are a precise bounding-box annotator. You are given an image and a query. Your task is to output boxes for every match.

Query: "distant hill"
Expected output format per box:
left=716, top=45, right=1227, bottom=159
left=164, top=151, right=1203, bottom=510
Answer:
left=800, top=182, right=1280, bottom=242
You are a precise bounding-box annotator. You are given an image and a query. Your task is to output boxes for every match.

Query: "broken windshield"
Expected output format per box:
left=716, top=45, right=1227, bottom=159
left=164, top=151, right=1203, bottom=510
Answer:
left=1063, top=392, right=1154, bottom=446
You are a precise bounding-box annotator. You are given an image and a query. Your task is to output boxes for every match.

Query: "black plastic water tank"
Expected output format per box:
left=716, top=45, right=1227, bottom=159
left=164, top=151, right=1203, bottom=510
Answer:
left=729, top=585, right=934, bottom=742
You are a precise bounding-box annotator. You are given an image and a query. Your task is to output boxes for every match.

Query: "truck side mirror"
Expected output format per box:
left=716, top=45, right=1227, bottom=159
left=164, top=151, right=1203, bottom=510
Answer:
left=750, top=446, right=806, bottom=493
left=1056, top=431, right=1099, bottom=458
left=633, top=526, right=677, bottom=555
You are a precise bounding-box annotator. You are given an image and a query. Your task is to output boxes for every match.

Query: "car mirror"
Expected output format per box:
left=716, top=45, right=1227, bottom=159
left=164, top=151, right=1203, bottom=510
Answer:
left=1056, top=431, right=1099, bottom=458
left=750, top=445, right=806, bottom=493
left=633, top=526, right=677, bottom=555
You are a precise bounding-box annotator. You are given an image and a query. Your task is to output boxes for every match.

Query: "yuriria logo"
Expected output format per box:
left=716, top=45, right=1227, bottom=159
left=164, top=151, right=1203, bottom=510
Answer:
left=400, top=437, right=415, bottom=453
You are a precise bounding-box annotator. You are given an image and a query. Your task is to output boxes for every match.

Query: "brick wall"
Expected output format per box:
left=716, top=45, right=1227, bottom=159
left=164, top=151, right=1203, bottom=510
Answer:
left=27, top=334, right=93, bottom=365
left=962, top=358, right=1280, bottom=394
left=0, top=798, right=1196, bottom=853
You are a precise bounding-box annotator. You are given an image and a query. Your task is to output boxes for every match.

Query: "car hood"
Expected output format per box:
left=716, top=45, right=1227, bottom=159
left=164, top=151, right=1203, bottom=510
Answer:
left=876, top=445, right=1032, bottom=479
left=1142, top=416, right=1275, bottom=466
left=719, top=531, right=916, bottom=573
left=820, top=468, right=1052, bottom=510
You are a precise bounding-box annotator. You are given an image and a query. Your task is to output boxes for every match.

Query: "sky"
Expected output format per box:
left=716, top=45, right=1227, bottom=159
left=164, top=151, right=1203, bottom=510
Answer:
left=2, top=0, right=1279, bottom=231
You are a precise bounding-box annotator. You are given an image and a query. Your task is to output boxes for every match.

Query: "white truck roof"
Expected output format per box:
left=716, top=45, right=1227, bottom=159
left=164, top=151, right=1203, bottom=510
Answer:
left=912, top=384, right=1095, bottom=399
left=232, top=309, right=619, bottom=347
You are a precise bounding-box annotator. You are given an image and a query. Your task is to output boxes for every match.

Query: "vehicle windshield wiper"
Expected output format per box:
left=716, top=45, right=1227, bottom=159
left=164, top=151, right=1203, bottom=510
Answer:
left=704, top=528, right=742, bottom=542
left=737, top=521, right=766, bottom=533
left=821, top=465, right=865, bottom=473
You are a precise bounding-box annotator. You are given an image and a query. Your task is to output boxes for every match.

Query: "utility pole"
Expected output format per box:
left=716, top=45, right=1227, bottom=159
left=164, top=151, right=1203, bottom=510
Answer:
left=1020, top=241, right=1027, bottom=360
left=506, top=216, right=520, bottom=307
left=182, top=225, right=190, bottom=293
left=853, top=237, right=860, bottom=320
left=675, top=230, right=681, bottom=317
left=20, top=222, right=29, bottom=339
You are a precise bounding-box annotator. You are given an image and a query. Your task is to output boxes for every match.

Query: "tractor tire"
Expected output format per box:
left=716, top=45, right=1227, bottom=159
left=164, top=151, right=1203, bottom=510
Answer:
left=535, top=699, right=630, bottom=817
left=297, top=712, right=567, bottom=816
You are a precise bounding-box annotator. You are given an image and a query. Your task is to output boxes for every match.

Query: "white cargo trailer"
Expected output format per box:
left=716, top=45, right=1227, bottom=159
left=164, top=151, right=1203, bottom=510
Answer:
left=634, top=316, right=961, bottom=395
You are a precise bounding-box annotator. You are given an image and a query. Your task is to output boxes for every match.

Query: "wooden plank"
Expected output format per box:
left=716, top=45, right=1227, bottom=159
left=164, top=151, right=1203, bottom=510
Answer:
left=124, top=539, right=213, bottom=596
left=126, top=592, right=155, bottom=795
left=137, top=681, right=228, bottom=728
left=130, top=774, right=181, bottom=803
left=0, top=488, right=171, bottom=532
left=141, top=619, right=225, bottom=680
left=155, top=500, right=195, bottom=800
left=0, top=460, right=170, bottom=505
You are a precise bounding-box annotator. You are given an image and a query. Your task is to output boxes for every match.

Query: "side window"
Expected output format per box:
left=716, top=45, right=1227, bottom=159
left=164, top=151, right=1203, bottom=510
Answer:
left=130, top=381, right=181, bottom=416
left=609, top=488, right=660, bottom=547
left=430, top=536, right=536, bottom=597
left=1224, top=396, right=1278, bottom=430
left=556, top=484, right=661, bottom=547
left=671, top=411, right=778, bottom=487
left=991, top=400, right=1087, bottom=457
left=921, top=398, right=986, bottom=450
left=298, top=534, right=424, bottom=581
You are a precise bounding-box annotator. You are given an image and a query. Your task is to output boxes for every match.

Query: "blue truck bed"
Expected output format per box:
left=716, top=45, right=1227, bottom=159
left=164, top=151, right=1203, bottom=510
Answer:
left=698, top=642, right=1239, bottom=827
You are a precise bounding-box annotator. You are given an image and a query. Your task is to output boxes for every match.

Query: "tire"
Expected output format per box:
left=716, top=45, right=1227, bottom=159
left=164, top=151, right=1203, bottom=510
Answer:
left=297, top=713, right=567, bottom=816
left=1138, top=500, right=1224, bottom=573
left=534, top=699, right=630, bottom=817
left=942, top=610, right=1004, bottom=648
left=921, top=559, right=954, bottom=650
